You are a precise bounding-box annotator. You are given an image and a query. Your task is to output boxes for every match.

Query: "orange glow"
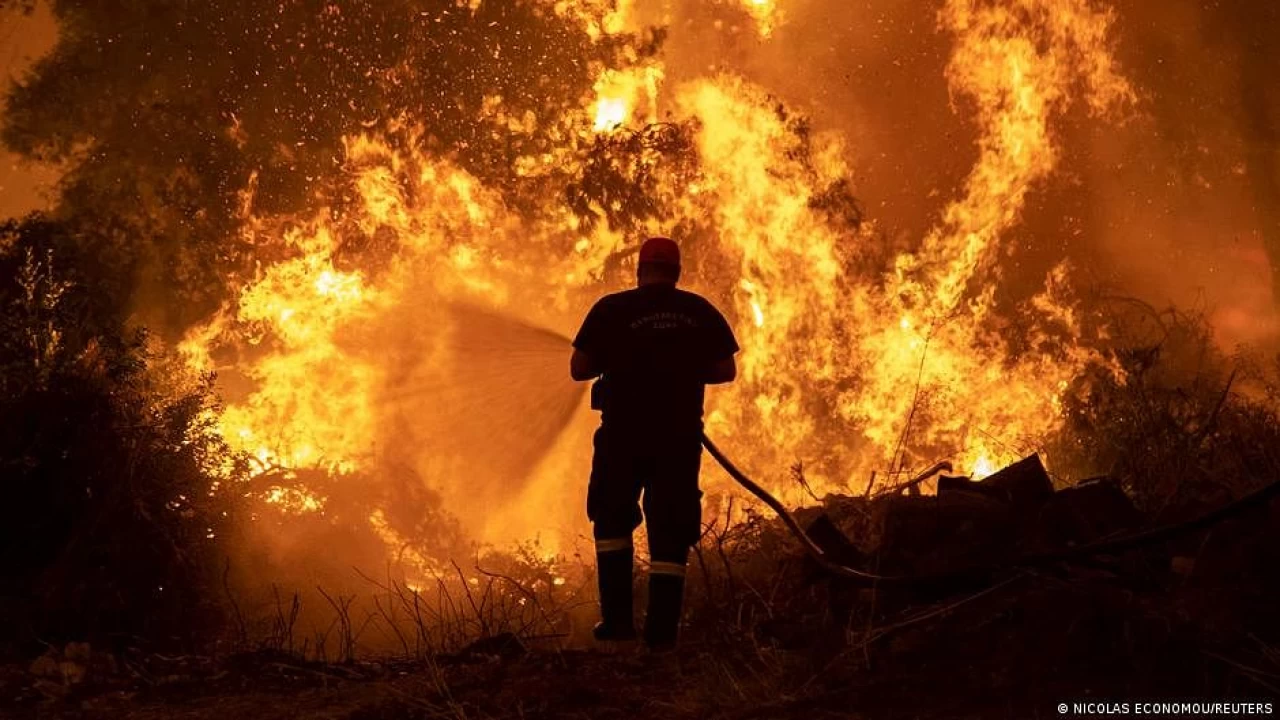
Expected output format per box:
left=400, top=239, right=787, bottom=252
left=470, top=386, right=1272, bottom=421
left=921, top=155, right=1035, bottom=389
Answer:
left=739, top=0, right=782, bottom=37
left=592, top=64, right=664, bottom=132
left=181, top=0, right=1136, bottom=564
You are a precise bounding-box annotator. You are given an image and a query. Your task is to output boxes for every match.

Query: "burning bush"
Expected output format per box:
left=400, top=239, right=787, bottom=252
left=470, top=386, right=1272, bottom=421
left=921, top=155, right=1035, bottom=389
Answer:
left=1051, top=298, right=1280, bottom=515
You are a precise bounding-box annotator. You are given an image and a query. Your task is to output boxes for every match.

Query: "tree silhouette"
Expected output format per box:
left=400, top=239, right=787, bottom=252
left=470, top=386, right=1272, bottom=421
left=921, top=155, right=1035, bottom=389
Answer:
left=0, top=215, right=248, bottom=648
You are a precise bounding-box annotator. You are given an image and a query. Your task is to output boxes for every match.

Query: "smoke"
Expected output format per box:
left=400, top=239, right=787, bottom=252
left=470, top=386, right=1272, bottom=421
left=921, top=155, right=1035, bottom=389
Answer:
left=180, top=0, right=1275, bottom=569
left=1068, top=0, right=1280, bottom=348
left=658, top=0, right=969, bottom=244
left=1230, top=2, right=1280, bottom=339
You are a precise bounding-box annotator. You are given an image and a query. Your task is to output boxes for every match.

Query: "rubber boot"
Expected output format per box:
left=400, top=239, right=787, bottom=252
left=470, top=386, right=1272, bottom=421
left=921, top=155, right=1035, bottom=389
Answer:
left=643, top=571, right=686, bottom=651
left=592, top=547, right=636, bottom=641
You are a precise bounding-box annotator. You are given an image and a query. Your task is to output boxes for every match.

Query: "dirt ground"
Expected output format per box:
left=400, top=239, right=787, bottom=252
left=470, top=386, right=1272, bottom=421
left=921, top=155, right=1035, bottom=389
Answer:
left=6, top=566, right=1277, bottom=720
left=8, top=465, right=1280, bottom=720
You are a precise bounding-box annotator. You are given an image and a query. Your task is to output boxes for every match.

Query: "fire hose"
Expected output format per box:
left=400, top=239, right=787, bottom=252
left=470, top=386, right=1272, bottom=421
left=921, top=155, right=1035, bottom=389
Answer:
left=702, top=434, right=947, bottom=583
left=548, top=323, right=1278, bottom=586
left=701, top=433, right=1280, bottom=587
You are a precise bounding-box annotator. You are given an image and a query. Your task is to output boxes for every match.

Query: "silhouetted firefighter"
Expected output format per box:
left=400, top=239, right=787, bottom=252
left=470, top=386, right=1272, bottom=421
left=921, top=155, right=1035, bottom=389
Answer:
left=570, top=236, right=739, bottom=649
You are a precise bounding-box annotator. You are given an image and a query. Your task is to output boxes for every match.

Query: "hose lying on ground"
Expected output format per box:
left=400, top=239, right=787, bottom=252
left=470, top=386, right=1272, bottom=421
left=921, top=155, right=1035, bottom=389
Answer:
left=702, top=434, right=947, bottom=583
left=702, top=434, right=958, bottom=584
left=545, top=328, right=1277, bottom=584
left=702, top=433, right=1280, bottom=587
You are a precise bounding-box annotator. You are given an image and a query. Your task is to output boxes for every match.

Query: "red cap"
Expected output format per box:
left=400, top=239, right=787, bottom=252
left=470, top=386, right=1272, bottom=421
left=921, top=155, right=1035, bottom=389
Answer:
left=638, top=236, right=681, bottom=266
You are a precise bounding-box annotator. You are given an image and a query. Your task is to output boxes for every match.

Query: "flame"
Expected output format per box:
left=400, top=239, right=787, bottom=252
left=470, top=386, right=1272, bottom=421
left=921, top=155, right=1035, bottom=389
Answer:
left=265, top=486, right=326, bottom=514
left=739, top=0, right=783, bottom=37
left=182, top=0, right=1135, bottom=564
left=970, top=455, right=996, bottom=480
left=845, top=0, right=1134, bottom=478
left=182, top=220, right=380, bottom=478
left=592, top=64, right=664, bottom=132
left=553, top=0, right=635, bottom=40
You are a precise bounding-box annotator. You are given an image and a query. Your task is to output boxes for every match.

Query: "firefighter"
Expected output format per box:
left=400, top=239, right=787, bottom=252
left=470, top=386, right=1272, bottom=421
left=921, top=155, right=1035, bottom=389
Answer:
left=569, top=236, right=739, bottom=649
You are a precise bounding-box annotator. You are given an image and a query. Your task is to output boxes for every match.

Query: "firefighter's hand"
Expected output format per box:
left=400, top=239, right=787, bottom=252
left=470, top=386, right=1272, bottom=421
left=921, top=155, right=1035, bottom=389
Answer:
left=590, top=380, right=605, bottom=411
left=706, top=355, right=737, bottom=384
left=570, top=348, right=602, bottom=381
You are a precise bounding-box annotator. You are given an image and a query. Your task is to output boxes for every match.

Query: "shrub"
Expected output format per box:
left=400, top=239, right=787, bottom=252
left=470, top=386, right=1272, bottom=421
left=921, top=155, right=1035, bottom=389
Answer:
left=0, top=216, right=246, bottom=652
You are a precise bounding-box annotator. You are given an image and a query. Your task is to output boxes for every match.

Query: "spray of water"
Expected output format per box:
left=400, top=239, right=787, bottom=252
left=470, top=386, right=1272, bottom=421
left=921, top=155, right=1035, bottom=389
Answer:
left=377, top=303, right=585, bottom=522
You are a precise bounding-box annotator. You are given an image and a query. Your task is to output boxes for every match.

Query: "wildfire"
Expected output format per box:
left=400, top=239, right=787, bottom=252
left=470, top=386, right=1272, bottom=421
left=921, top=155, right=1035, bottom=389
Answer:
left=838, top=0, right=1134, bottom=481
left=592, top=64, right=664, bottom=131
left=738, top=0, right=783, bottom=37
left=184, top=220, right=380, bottom=477
left=553, top=0, right=635, bottom=40
left=182, top=0, right=1135, bottom=564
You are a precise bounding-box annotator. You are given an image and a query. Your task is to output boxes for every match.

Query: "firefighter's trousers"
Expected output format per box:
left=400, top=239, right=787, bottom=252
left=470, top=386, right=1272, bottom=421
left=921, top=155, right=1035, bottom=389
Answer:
left=587, top=424, right=702, bottom=646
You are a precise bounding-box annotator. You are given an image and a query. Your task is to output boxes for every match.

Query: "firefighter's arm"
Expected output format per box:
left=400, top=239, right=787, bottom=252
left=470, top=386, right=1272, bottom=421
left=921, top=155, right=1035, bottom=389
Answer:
left=703, top=302, right=738, bottom=385
left=706, top=355, right=737, bottom=384
left=571, top=300, right=608, bottom=381
left=570, top=348, right=602, bottom=381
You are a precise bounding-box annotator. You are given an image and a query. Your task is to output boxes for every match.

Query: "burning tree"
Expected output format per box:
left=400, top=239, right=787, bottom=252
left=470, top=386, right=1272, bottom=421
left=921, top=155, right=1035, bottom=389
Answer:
left=3, top=0, right=1275, bottom=662
left=1, top=0, right=644, bottom=327
left=6, top=0, right=1134, bottom=577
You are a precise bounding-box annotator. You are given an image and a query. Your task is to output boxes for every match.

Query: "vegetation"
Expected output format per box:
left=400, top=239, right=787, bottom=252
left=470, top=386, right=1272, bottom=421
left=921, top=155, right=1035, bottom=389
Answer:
left=1, top=0, right=644, bottom=326
left=1, top=2, right=1277, bottom=716
left=1, top=227, right=1276, bottom=713
left=0, top=215, right=246, bottom=653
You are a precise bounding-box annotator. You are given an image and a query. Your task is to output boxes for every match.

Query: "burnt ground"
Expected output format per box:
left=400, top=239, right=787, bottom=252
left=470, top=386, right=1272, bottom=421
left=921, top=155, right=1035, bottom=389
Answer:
left=3, top=609, right=1276, bottom=719
left=6, top=556, right=1278, bottom=719
left=7, top=461, right=1280, bottom=720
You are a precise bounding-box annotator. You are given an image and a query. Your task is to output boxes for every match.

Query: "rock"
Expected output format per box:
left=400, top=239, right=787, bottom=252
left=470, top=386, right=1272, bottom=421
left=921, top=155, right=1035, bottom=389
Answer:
left=64, top=642, right=92, bottom=663
left=29, top=651, right=60, bottom=679
left=58, top=659, right=86, bottom=685
left=1171, top=556, right=1196, bottom=576
left=29, top=642, right=95, bottom=686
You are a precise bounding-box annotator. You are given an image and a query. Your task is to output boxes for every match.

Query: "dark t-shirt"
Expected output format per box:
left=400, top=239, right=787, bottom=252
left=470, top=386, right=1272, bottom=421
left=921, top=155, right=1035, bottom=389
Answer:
left=573, top=284, right=739, bottom=432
